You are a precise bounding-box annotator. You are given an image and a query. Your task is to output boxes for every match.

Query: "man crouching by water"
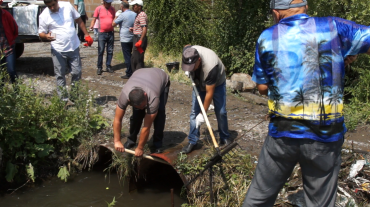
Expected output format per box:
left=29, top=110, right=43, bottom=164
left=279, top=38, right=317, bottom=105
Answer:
left=113, top=68, right=170, bottom=156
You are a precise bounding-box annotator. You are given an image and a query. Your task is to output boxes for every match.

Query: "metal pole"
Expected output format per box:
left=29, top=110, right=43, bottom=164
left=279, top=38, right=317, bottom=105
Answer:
left=171, top=188, right=174, bottom=207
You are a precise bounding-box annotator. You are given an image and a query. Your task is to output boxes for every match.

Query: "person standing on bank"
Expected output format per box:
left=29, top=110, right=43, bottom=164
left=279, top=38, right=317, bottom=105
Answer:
left=113, top=68, right=170, bottom=156
left=180, top=45, right=230, bottom=154
left=0, top=0, right=18, bottom=84
left=129, top=0, right=147, bottom=72
left=90, top=0, right=115, bottom=75
left=74, top=0, right=88, bottom=43
left=242, top=0, right=370, bottom=206
left=39, top=0, right=93, bottom=102
left=112, top=1, right=136, bottom=79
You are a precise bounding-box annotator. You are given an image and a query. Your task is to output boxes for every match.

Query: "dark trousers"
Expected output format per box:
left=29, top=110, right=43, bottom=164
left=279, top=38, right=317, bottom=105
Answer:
left=1, top=45, right=17, bottom=84
left=243, top=135, right=343, bottom=207
left=121, top=42, right=133, bottom=77
left=77, top=15, right=87, bottom=42
left=131, top=35, right=147, bottom=73
left=97, top=31, right=114, bottom=69
left=127, top=80, right=170, bottom=149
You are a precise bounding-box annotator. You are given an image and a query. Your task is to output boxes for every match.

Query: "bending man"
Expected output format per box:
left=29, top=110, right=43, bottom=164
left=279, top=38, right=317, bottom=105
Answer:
left=113, top=68, right=170, bottom=156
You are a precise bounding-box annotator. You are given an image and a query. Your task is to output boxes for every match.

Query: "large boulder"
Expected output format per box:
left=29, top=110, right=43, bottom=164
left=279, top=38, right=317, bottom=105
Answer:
left=227, top=73, right=257, bottom=92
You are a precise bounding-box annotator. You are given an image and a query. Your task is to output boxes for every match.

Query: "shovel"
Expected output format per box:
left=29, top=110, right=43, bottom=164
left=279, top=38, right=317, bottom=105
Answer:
left=187, top=75, right=239, bottom=204
left=189, top=76, right=221, bottom=154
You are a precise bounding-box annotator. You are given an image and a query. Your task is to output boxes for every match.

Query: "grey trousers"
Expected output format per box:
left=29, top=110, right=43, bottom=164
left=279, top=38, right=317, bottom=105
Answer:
left=51, top=48, right=82, bottom=100
left=243, top=135, right=343, bottom=207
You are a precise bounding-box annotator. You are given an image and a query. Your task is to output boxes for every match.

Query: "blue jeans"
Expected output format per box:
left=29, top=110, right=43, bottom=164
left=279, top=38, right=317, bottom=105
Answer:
left=188, top=81, right=229, bottom=145
left=1, top=45, right=17, bottom=83
left=97, top=31, right=114, bottom=69
left=121, top=42, right=133, bottom=77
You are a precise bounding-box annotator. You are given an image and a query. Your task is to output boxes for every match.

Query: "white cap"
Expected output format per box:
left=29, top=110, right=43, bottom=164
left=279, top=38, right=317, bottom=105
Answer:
left=129, top=0, right=143, bottom=6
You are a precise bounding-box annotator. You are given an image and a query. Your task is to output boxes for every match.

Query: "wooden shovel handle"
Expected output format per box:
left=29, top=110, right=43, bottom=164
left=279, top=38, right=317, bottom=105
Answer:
left=124, top=148, right=170, bottom=165
left=190, top=77, right=219, bottom=149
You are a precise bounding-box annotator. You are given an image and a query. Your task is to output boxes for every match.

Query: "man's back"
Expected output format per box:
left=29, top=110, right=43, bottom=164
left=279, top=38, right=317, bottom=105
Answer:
left=116, top=9, right=136, bottom=42
left=253, top=14, right=370, bottom=142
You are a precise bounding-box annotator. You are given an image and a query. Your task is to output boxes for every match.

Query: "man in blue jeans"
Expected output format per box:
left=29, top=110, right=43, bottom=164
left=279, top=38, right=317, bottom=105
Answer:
left=112, top=1, right=136, bottom=79
left=90, top=0, right=115, bottom=75
left=0, top=5, right=18, bottom=84
left=181, top=45, right=230, bottom=154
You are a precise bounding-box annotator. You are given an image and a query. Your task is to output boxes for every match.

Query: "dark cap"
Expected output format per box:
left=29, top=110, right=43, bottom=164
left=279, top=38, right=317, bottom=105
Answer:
left=270, top=0, right=307, bottom=9
left=182, top=47, right=200, bottom=72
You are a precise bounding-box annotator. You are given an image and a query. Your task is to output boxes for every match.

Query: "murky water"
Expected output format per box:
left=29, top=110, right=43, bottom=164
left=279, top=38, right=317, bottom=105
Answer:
left=0, top=169, right=186, bottom=207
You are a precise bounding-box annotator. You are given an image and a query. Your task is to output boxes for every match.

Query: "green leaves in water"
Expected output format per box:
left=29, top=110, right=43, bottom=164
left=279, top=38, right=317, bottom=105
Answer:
left=57, top=166, right=70, bottom=182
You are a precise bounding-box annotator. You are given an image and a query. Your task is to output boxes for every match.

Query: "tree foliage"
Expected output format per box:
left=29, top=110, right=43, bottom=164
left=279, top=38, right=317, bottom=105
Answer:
left=145, top=0, right=211, bottom=55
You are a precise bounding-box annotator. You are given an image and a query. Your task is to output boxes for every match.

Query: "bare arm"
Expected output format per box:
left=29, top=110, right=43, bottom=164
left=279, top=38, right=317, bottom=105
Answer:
left=203, top=84, right=216, bottom=112
left=113, top=105, right=126, bottom=152
left=39, top=32, right=55, bottom=41
left=74, top=5, right=78, bottom=11
left=90, top=17, right=97, bottom=30
left=367, top=47, right=370, bottom=55
left=139, top=26, right=147, bottom=42
left=75, top=17, right=89, bottom=36
left=112, top=16, right=118, bottom=27
left=135, top=112, right=157, bottom=156
left=257, top=84, right=268, bottom=96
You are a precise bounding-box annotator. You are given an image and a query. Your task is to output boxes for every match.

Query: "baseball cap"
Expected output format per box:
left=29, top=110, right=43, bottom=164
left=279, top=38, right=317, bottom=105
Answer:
left=182, top=47, right=200, bottom=72
left=104, top=0, right=113, bottom=3
left=270, top=0, right=307, bottom=9
left=129, top=0, right=143, bottom=6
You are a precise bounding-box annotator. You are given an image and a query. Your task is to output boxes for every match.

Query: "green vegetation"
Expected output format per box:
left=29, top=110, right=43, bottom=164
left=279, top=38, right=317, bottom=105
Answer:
left=0, top=69, right=108, bottom=184
left=145, top=0, right=370, bottom=129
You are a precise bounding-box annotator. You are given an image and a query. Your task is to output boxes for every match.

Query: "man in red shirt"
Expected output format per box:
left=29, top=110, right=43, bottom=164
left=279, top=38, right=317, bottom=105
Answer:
left=129, top=0, right=147, bottom=72
left=0, top=0, right=18, bottom=84
left=90, top=0, right=115, bottom=75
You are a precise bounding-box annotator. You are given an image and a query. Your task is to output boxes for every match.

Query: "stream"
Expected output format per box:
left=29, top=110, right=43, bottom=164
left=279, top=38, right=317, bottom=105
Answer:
left=0, top=169, right=186, bottom=207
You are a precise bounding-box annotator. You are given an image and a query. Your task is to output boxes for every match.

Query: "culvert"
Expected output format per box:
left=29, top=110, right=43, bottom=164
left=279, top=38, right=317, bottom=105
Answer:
left=99, top=142, right=205, bottom=191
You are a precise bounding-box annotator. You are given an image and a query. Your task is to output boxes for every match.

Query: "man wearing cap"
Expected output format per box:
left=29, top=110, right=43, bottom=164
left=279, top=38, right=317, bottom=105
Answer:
left=112, top=1, right=136, bottom=79
left=242, top=0, right=370, bottom=206
left=113, top=68, right=170, bottom=156
left=129, top=0, right=147, bottom=72
left=181, top=45, right=230, bottom=154
left=39, top=0, right=93, bottom=102
left=90, top=0, right=115, bottom=75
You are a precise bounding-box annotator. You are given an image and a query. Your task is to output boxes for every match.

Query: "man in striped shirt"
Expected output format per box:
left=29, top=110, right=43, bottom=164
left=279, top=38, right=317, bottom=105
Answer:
left=129, top=0, right=147, bottom=72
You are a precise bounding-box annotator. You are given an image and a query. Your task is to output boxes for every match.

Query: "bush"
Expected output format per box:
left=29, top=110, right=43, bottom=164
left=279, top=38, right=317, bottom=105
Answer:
left=146, top=0, right=211, bottom=55
left=0, top=71, right=108, bottom=183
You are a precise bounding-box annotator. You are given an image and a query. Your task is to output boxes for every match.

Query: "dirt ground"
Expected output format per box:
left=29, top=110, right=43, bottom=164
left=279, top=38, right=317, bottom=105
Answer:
left=16, top=33, right=370, bottom=157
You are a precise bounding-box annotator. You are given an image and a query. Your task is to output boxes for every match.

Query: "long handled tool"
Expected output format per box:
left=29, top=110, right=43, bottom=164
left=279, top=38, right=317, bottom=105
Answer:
left=123, top=148, right=170, bottom=165
left=189, top=76, right=220, bottom=153
left=188, top=76, right=239, bottom=204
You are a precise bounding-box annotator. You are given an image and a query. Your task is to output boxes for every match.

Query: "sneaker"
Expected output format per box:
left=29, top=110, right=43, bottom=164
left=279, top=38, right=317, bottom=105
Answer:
left=107, top=67, right=113, bottom=73
left=219, top=139, right=231, bottom=148
left=121, top=75, right=131, bottom=79
left=97, top=68, right=102, bottom=75
left=181, top=143, right=196, bottom=154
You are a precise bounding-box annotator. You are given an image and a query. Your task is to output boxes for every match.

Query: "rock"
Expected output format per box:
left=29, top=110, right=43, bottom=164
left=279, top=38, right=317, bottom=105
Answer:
left=230, top=73, right=256, bottom=92
left=226, top=79, right=243, bottom=91
left=239, top=92, right=268, bottom=105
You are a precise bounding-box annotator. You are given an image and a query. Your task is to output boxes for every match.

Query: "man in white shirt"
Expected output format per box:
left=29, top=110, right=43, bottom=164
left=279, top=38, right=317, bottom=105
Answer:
left=39, top=0, right=93, bottom=102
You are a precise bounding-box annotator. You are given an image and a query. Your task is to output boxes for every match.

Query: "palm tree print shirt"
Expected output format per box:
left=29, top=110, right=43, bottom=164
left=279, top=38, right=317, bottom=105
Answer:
left=252, top=14, right=370, bottom=142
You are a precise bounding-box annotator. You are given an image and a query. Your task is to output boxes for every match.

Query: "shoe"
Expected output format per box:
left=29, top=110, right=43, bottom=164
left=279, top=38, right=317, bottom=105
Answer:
left=219, top=139, right=231, bottom=148
left=107, top=67, right=113, bottom=73
left=124, top=140, right=136, bottom=149
left=151, top=148, right=163, bottom=154
left=121, top=75, right=131, bottom=79
left=181, top=143, right=196, bottom=154
left=97, top=68, right=102, bottom=75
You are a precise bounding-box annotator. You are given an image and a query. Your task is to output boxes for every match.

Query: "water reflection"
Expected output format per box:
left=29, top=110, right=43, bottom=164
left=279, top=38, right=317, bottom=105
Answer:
left=0, top=169, right=186, bottom=207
